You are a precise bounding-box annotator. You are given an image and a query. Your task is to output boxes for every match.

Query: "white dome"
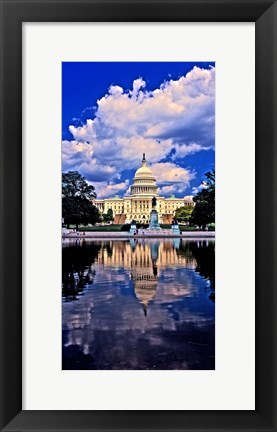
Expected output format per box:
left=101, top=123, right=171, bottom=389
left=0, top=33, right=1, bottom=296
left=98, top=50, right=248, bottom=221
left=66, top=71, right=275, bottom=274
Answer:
left=134, top=165, right=155, bottom=180
left=130, top=154, right=158, bottom=196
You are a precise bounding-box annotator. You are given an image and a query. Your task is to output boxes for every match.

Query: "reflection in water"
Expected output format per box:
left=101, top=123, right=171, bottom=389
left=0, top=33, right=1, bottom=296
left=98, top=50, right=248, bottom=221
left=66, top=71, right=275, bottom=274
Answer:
left=62, top=240, right=101, bottom=300
left=62, top=238, right=215, bottom=370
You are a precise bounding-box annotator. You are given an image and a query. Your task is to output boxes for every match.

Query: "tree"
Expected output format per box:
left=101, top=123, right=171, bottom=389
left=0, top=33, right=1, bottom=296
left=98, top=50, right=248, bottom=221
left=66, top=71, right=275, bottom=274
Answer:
left=62, top=171, right=100, bottom=229
left=102, top=208, right=114, bottom=223
left=190, top=170, right=215, bottom=230
left=62, top=171, right=96, bottom=200
left=174, top=205, right=194, bottom=223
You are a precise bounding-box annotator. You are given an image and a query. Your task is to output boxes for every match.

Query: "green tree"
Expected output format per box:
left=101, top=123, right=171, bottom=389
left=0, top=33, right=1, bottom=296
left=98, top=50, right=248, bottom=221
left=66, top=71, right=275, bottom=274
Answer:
left=174, top=205, right=194, bottom=223
left=190, top=170, right=215, bottom=230
left=62, top=171, right=100, bottom=229
left=62, top=171, right=97, bottom=200
left=102, top=208, right=114, bottom=223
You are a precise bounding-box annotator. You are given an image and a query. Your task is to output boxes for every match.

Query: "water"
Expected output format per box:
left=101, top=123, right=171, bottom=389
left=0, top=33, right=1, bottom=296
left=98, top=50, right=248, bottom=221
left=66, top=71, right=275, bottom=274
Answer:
left=62, top=238, right=215, bottom=370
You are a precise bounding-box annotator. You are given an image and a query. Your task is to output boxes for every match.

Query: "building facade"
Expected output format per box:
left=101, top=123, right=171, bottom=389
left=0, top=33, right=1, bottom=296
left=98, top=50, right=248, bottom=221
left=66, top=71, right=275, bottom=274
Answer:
left=94, top=154, right=194, bottom=224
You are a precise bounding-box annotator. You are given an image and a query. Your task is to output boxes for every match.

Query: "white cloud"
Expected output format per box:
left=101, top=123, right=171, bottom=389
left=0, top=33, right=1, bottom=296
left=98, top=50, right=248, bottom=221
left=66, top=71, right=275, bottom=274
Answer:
left=151, top=162, right=194, bottom=185
left=131, top=78, right=146, bottom=99
left=172, top=142, right=212, bottom=160
left=158, top=185, right=178, bottom=195
left=62, top=140, right=117, bottom=182
left=69, top=119, right=96, bottom=142
left=152, top=162, right=195, bottom=197
left=108, top=85, right=124, bottom=96
left=92, top=180, right=130, bottom=199
left=191, top=183, right=208, bottom=195
left=184, top=195, right=194, bottom=202
left=62, top=140, right=93, bottom=170
left=64, top=65, right=215, bottom=197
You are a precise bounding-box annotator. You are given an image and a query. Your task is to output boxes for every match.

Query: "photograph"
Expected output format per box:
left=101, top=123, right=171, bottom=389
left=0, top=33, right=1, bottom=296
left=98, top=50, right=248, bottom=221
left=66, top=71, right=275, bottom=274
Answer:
left=62, top=62, right=215, bottom=370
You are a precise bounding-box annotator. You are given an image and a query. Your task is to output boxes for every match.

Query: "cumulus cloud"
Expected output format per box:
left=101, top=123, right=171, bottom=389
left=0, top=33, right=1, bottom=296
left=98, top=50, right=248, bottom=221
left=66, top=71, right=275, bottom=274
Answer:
left=62, top=140, right=116, bottom=182
left=131, top=78, right=146, bottom=100
left=172, top=142, right=212, bottom=160
left=152, top=162, right=195, bottom=197
left=63, top=65, right=215, bottom=197
left=92, top=180, right=130, bottom=199
left=191, top=183, right=208, bottom=195
left=184, top=195, right=194, bottom=202
left=151, top=162, right=194, bottom=185
left=158, top=185, right=178, bottom=195
left=62, top=140, right=93, bottom=170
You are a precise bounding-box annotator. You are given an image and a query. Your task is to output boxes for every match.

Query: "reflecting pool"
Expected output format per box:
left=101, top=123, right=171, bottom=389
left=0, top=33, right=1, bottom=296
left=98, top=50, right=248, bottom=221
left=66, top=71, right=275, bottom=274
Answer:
left=62, top=238, right=215, bottom=370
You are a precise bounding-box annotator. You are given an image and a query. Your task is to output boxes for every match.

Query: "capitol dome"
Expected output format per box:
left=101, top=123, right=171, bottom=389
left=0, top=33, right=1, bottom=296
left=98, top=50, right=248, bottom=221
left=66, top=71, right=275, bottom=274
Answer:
left=134, top=164, right=156, bottom=180
left=131, top=153, right=158, bottom=196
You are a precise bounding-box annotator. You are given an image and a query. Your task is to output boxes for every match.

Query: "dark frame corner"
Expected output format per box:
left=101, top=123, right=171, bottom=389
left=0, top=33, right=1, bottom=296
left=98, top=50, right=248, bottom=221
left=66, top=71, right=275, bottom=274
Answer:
left=1, top=1, right=276, bottom=431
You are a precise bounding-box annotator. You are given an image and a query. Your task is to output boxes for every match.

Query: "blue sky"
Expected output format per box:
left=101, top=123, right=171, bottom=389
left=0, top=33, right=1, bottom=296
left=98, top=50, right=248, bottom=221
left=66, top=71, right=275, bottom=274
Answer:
left=62, top=62, right=215, bottom=198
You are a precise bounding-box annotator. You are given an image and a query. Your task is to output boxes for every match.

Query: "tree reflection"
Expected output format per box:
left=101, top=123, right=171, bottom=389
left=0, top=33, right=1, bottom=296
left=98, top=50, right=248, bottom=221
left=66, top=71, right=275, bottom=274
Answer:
left=177, top=240, right=215, bottom=301
left=62, top=240, right=101, bottom=300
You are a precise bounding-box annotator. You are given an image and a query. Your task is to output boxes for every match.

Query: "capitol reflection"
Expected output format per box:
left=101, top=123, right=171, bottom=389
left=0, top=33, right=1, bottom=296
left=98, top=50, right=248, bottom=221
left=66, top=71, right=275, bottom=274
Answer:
left=96, top=238, right=196, bottom=270
left=94, top=239, right=197, bottom=316
left=62, top=239, right=215, bottom=370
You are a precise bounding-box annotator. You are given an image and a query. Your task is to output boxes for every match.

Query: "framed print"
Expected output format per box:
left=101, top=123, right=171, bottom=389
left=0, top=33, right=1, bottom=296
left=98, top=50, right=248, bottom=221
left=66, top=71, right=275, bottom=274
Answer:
left=0, top=0, right=276, bottom=431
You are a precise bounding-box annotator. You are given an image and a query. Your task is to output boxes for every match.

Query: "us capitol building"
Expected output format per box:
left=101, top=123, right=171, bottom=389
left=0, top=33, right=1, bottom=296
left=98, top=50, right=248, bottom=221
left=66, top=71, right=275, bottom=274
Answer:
left=94, top=153, right=193, bottom=224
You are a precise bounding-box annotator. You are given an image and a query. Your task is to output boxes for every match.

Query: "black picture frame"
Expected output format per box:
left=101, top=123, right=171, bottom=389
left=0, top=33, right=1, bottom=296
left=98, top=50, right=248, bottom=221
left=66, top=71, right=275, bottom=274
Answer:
left=0, top=0, right=276, bottom=431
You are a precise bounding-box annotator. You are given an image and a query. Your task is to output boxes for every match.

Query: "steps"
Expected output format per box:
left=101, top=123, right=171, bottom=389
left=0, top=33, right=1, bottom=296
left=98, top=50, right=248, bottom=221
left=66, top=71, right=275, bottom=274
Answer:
left=162, top=214, right=174, bottom=224
left=113, top=214, right=126, bottom=224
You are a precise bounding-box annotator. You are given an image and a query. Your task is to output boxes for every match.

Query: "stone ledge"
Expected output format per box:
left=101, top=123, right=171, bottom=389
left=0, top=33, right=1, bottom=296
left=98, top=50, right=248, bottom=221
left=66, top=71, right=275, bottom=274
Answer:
left=62, top=231, right=215, bottom=239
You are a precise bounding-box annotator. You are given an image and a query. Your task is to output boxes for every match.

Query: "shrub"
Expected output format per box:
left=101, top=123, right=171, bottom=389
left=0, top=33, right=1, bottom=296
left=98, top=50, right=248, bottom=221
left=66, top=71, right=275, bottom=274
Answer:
left=120, top=224, right=131, bottom=231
